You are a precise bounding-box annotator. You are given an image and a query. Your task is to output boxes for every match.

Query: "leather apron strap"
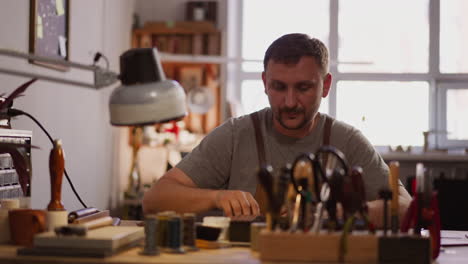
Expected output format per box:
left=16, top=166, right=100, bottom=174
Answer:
left=250, top=112, right=269, bottom=214
left=322, top=114, right=333, bottom=166
left=323, top=114, right=333, bottom=146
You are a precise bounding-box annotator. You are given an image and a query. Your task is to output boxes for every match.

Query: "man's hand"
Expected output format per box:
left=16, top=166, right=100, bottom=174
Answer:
left=367, top=195, right=411, bottom=229
left=214, top=190, right=260, bottom=220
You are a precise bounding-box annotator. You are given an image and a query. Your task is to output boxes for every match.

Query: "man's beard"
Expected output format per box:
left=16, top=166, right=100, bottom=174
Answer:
left=276, top=107, right=310, bottom=130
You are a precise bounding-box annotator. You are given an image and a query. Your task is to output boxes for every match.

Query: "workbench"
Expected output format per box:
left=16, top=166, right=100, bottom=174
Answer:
left=0, top=243, right=467, bottom=264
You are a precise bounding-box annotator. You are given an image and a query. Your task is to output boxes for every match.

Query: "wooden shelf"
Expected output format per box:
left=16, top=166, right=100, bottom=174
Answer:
left=381, top=152, right=468, bottom=162
left=134, top=21, right=219, bottom=35
left=132, top=21, right=221, bottom=56
left=160, top=52, right=229, bottom=64
left=131, top=20, right=223, bottom=134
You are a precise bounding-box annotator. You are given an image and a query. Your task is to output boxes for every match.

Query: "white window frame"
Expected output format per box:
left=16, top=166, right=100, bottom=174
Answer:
left=226, top=0, right=468, bottom=148
left=437, top=82, right=468, bottom=148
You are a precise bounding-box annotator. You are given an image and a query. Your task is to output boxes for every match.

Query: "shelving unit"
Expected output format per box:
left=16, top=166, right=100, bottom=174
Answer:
left=159, top=52, right=229, bottom=64
left=132, top=21, right=224, bottom=134
left=132, top=21, right=221, bottom=56
left=121, top=20, right=226, bottom=220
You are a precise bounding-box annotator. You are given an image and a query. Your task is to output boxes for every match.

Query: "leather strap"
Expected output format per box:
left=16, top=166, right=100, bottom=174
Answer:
left=250, top=112, right=266, bottom=167
left=323, top=114, right=333, bottom=146
left=322, top=114, right=333, bottom=167
left=250, top=112, right=268, bottom=214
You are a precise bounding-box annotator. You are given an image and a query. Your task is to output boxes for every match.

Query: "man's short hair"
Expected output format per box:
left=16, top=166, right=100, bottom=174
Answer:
left=263, top=33, right=329, bottom=75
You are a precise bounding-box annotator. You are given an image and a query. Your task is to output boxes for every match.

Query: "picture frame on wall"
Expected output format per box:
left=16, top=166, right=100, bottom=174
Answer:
left=29, top=0, right=69, bottom=71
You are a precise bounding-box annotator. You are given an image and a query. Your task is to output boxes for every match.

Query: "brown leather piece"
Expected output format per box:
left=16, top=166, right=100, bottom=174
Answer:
left=322, top=114, right=333, bottom=166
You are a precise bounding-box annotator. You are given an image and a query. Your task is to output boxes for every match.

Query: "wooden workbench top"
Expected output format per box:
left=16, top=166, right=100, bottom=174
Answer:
left=0, top=245, right=260, bottom=264
left=2, top=239, right=468, bottom=264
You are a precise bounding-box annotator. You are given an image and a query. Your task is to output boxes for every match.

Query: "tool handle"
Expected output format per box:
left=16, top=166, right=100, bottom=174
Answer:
left=48, top=139, right=65, bottom=211
left=73, top=210, right=110, bottom=224
left=68, top=207, right=100, bottom=223
left=389, top=161, right=400, bottom=233
left=389, top=161, right=400, bottom=213
left=428, top=192, right=441, bottom=259
left=81, top=216, right=114, bottom=229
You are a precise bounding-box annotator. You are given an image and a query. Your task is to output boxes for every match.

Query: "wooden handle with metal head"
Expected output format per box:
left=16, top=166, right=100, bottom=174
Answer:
left=48, top=139, right=65, bottom=211
left=389, top=161, right=400, bottom=234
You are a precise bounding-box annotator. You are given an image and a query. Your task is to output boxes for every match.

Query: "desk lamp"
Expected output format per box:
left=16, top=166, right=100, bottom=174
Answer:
left=0, top=47, right=187, bottom=208
left=0, top=47, right=187, bottom=125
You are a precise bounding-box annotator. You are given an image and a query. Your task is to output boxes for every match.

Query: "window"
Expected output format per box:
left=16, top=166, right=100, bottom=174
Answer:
left=241, top=0, right=329, bottom=72
left=338, top=0, right=429, bottom=73
left=230, top=0, right=468, bottom=149
left=336, top=81, right=429, bottom=146
left=447, top=89, right=468, bottom=140
left=440, top=0, right=468, bottom=73
left=437, top=83, right=468, bottom=148
left=241, top=80, right=269, bottom=114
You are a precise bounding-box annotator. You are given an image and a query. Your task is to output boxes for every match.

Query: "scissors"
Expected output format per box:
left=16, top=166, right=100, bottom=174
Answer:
left=289, top=146, right=350, bottom=232
left=290, top=147, right=349, bottom=204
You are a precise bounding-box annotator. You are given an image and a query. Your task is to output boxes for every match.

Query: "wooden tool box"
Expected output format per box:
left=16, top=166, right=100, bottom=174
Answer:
left=258, top=230, right=431, bottom=263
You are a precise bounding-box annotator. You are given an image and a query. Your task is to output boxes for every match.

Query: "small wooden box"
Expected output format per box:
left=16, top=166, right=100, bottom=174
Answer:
left=378, top=236, right=431, bottom=264
left=258, top=231, right=432, bottom=263
left=258, top=230, right=378, bottom=263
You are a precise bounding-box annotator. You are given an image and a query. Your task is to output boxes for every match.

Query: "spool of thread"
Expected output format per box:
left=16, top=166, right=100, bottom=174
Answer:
left=140, top=215, right=159, bottom=256
left=165, top=215, right=185, bottom=254
left=182, top=213, right=198, bottom=251
left=156, top=212, right=171, bottom=248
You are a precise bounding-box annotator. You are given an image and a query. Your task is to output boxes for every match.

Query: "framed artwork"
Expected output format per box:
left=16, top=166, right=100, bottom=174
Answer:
left=29, top=0, right=69, bottom=71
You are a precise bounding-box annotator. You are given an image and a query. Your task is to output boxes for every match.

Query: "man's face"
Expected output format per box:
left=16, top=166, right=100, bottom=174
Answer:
left=262, top=56, right=331, bottom=134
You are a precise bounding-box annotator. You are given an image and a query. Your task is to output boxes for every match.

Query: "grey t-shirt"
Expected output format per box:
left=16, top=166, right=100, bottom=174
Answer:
left=176, top=108, right=388, bottom=201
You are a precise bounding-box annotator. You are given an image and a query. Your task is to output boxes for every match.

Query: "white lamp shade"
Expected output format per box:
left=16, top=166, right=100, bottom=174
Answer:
left=109, top=80, right=186, bottom=126
left=109, top=47, right=187, bottom=126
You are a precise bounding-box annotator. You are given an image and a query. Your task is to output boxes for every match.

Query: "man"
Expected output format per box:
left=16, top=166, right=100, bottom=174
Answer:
left=143, top=33, right=411, bottom=226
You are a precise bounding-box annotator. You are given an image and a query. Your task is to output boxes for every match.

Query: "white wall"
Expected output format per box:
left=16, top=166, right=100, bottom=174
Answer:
left=0, top=0, right=135, bottom=211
